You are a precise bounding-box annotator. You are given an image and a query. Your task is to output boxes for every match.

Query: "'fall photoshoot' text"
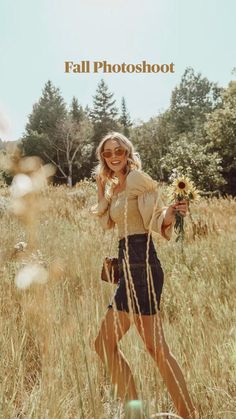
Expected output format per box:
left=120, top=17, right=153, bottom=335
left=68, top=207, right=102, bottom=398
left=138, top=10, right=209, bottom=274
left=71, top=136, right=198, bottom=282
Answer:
left=64, top=60, right=175, bottom=74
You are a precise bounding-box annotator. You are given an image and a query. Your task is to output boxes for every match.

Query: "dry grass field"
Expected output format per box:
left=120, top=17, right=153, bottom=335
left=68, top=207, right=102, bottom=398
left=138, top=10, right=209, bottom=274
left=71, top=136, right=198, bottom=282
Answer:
left=0, top=180, right=236, bottom=418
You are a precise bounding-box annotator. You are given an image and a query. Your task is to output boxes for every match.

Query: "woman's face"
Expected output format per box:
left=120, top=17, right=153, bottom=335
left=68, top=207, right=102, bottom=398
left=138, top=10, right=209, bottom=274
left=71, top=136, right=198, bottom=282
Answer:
left=102, top=139, right=128, bottom=174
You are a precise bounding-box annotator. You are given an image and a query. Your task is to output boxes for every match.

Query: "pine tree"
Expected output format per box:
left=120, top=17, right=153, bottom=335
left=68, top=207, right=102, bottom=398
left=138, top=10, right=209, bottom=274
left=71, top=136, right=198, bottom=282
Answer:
left=89, top=79, right=119, bottom=165
left=21, top=80, right=67, bottom=159
left=70, top=97, right=84, bottom=124
left=90, top=79, right=118, bottom=127
left=120, top=97, right=132, bottom=137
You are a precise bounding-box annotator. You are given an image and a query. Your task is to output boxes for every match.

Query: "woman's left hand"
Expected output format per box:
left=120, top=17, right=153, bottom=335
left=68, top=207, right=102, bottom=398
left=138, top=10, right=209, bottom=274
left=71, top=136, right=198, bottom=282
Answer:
left=164, top=200, right=188, bottom=225
left=173, top=200, right=188, bottom=217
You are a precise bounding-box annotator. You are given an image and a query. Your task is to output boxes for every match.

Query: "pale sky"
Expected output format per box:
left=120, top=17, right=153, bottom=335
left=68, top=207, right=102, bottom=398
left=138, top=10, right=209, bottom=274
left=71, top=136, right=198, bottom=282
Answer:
left=1, top=0, right=236, bottom=140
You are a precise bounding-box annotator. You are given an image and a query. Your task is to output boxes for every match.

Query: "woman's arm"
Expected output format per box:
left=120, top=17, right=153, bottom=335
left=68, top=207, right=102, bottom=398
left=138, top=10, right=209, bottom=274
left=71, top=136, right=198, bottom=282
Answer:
left=96, top=175, right=106, bottom=201
left=161, top=201, right=188, bottom=240
left=162, top=201, right=188, bottom=226
left=90, top=175, right=115, bottom=230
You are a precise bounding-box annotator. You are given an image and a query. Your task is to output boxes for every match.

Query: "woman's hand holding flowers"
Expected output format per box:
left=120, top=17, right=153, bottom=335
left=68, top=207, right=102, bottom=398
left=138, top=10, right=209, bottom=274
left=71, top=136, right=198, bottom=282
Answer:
left=163, top=200, right=188, bottom=227
left=172, top=200, right=188, bottom=217
left=167, top=174, right=200, bottom=244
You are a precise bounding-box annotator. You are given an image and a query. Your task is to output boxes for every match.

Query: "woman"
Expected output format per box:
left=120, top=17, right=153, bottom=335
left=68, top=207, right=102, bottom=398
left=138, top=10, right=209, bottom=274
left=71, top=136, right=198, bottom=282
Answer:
left=91, top=132, right=196, bottom=419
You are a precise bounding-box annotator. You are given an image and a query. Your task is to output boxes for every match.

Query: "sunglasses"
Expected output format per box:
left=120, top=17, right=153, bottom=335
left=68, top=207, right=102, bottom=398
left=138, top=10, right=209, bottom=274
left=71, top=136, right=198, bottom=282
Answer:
left=101, top=147, right=126, bottom=159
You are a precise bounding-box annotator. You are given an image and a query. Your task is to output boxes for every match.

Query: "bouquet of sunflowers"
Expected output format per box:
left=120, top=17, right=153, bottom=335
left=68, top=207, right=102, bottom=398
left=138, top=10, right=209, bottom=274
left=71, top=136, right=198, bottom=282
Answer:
left=168, top=172, right=200, bottom=243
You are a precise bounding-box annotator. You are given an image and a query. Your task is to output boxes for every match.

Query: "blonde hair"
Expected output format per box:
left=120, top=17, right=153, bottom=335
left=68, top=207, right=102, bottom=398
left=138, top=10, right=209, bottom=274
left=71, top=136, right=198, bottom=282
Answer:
left=91, top=131, right=142, bottom=185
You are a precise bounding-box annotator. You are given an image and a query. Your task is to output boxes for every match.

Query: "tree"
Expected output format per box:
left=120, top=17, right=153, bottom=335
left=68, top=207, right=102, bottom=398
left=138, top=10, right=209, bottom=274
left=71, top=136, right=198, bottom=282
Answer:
left=90, top=79, right=118, bottom=128
left=170, top=67, right=222, bottom=139
left=205, top=80, right=236, bottom=194
left=26, top=80, right=67, bottom=137
left=70, top=97, right=85, bottom=124
left=130, top=111, right=172, bottom=180
left=0, top=142, right=20, bottom=185
left=21, top=80, right=67, bottom=160
left=119, top=97, right=132, bottom=137
left=161, top=133, right=226, bottom=192
left=21, top=81, right=95, bottom=184
left=0, top=149, right=6, bottom=184
left=43, top=115, right=93, bottom=186
left=89, top=79, right=119, bottom=164
left=22, top=81, right=65, bottom=182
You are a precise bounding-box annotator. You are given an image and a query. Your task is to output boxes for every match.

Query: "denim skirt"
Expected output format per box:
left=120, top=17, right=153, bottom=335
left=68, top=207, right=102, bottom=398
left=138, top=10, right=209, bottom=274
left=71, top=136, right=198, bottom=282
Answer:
left=107, top=233, right=164, bottom=315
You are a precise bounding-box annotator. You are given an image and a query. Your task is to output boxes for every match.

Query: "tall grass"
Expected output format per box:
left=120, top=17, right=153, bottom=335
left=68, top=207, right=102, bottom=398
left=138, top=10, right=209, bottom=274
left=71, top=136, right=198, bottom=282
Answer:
left=0, top=182, right=235, bottom=418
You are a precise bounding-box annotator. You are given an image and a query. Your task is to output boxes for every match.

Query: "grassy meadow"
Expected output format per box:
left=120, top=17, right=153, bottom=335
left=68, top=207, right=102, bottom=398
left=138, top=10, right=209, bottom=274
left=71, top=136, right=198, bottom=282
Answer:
left=0, top=180, right=236, bottom=418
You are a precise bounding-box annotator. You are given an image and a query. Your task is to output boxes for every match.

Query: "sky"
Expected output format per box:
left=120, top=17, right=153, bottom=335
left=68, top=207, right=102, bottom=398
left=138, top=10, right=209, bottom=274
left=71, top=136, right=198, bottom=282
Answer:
left=0, top=0, right=236, bottom=141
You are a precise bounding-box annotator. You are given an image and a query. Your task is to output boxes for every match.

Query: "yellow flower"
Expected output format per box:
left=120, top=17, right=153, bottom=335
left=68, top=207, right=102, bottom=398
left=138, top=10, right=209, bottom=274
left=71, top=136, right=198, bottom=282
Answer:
left=168, top=175, right=200, bottom=202
left=172, top=176, right=192, bottom=194
left=189, top=187, right=200, bottom=202
left=168, top=173, right=200, bottom=245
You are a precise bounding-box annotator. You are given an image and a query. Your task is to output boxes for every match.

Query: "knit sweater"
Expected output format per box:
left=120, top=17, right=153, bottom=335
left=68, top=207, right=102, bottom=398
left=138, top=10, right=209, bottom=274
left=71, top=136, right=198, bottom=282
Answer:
left=91, top=169, right=174, bottom=240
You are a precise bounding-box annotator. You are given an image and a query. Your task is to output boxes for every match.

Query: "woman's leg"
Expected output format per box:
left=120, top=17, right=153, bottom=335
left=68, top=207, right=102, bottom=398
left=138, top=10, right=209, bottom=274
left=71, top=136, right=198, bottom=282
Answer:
left=95, top=307, right=138, bottom=401
left=133, top=312, right=196, bottom=419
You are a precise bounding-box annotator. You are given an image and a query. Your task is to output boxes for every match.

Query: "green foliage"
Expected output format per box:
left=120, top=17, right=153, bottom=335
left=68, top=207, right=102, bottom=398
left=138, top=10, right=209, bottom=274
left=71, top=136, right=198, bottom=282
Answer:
left=131, top=113, right=172, bottom=180
left=21, top=130, right=51, bottom=159
left=89, top=79, right=118, bottom=127
left=119, top=97, right=132, bottom=137
left=16, top=68, right=235, bottom=194
left=70, top=97, right=85, bottom=124
left=21, top=81, right=93, bottom=185
left=131, top=67, right=230, bottom=193
left=1, top=170, right=12, bottom=186
left=161, top=133, right=226, bottom=191
left=26, top=80, right=67, bottom=136
left=0, top=148, right=13, bottom=185
left=21, top=80, right=67, bottom=161
left=131, top=68, right=224, bottom=188
left=89, top=79, right=119, bottom=162
left=205, top=81, right=236, bottom=194
left=170, top=67, right=222, bottom=138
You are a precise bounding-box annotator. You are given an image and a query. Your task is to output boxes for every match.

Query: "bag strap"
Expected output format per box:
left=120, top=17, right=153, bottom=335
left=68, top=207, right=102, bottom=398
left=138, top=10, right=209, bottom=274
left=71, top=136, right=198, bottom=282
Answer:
left=108, top=226, right=115, bottom=256
left=107, top=183, right=116, bottom=256
left=99, top=182, right=115, bottom=257
left=100, top=220, right=115, bottom=258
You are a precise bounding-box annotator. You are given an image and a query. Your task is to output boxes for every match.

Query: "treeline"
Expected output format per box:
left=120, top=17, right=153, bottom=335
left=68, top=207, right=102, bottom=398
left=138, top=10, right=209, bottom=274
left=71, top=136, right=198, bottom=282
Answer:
left=130, top=68, right=236, bottom=195
left=1, top=67, right=236, bottom=194
left=20, top=79, right=129, bottom=188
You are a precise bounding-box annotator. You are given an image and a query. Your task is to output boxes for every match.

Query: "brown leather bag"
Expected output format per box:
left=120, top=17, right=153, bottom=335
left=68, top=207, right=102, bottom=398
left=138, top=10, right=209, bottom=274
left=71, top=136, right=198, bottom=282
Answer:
left=100, top=214, right=120, bottom=284
left=101, top=257, right=119, bottom=284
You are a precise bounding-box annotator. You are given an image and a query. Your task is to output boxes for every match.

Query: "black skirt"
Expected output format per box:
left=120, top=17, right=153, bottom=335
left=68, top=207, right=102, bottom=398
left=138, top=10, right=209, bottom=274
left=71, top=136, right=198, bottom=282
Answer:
left=107, top=233, right=164, bottom=315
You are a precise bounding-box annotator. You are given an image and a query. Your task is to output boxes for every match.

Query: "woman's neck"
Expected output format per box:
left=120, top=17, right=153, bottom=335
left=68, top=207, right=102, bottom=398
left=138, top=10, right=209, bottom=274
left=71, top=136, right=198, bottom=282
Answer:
left=116, top=168, right=129, bottom=185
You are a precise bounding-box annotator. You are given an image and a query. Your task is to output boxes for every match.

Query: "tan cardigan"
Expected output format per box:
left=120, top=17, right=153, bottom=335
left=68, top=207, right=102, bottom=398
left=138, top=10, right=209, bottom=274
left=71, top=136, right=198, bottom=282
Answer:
left=91, top=169, right=174, bottom=240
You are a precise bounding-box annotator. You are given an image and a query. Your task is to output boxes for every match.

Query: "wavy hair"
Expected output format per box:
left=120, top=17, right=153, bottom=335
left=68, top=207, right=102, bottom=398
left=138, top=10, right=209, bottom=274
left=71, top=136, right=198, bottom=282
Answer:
left=91, top=131, right=142, bottom=185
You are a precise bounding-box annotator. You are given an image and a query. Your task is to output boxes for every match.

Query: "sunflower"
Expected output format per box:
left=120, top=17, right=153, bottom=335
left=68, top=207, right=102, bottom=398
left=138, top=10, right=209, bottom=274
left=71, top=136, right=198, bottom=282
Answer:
left=168, top=173, right=200, bottom=203
left=167, top=173, right=200, bottom=246
left=188, top=187, right=200, bottom=202
left=172, top=176, right=192, bottom=194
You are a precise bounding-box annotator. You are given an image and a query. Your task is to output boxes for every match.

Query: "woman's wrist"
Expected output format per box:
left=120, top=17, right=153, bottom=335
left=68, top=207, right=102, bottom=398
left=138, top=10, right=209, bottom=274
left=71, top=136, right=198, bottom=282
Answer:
left=163, top=206, right=175, bottom=226
left=98, top=189, right=105, bottom=201
left=162, top=220, right=173, bottom=229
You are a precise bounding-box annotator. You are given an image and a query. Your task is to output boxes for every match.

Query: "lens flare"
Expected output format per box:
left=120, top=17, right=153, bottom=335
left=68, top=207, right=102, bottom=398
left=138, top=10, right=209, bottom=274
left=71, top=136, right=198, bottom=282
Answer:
left=10, top=174, right=33, bottom=198
left=15, top=264, right=48, bottom=290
